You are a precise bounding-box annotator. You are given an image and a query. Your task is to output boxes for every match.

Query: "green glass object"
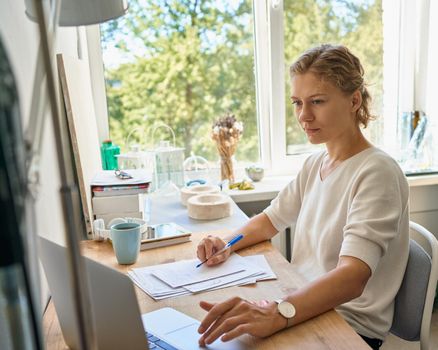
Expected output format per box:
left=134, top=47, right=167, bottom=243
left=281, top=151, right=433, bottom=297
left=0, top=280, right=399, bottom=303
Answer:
left=100, top=140, right=120, bottom=170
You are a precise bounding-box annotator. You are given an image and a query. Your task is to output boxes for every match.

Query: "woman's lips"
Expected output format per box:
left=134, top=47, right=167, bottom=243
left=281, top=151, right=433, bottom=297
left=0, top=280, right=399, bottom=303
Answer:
left=305, top=128, right=320, bottom=136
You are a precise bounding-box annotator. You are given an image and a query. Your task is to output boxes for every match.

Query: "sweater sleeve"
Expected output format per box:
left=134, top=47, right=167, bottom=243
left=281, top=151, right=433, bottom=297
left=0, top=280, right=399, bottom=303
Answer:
left=340, top=157, right=409, bottom=273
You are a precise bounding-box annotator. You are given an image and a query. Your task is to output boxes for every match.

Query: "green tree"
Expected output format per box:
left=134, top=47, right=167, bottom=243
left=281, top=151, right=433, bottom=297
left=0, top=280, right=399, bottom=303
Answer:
left=102, top=0, right=259, bottom=162
left=283, top=0, right=383, bottom=151
left=101, top=0, right=383, bottom=162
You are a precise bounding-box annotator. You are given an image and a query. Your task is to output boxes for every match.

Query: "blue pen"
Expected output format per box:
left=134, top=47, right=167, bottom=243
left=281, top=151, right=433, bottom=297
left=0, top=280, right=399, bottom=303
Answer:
left=196, top=234, right=244, bottom=268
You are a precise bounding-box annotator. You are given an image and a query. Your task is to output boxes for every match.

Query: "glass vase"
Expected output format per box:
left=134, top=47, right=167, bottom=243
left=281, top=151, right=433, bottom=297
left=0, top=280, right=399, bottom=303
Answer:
left=220, top=155, right=235, bottom=183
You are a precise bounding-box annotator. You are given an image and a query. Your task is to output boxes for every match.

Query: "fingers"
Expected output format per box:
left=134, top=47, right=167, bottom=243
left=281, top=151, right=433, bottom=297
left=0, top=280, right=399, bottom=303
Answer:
left=196, top=236, right=228, bottom=266
left=196, top=242, right=206, bottom=262
left=216, top=323, right=250, bottom=344
left=199, top=298, right=254, bottom=345
left=197, top=237, right=214, bottom=262
left=199, top=300, right=215, bottom=312
left=206, top=251, right=229, bottom=266
left=198, top=298, right=281, bottom=346
left=201, top=316, right=247, bottom=345
left=204, top=238, right=215, bottom=259
left=220, top=324, right=249, bottom=342
left=198, top=297, right=241, bottom=334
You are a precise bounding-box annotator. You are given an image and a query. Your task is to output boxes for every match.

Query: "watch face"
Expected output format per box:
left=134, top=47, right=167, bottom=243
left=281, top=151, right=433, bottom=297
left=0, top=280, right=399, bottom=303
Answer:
left=278, top=301, right=296, bottom=319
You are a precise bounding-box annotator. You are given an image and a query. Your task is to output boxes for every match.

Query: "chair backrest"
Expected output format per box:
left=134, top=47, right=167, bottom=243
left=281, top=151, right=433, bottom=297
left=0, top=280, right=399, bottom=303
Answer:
left=390, top=221, right=438, bottom=350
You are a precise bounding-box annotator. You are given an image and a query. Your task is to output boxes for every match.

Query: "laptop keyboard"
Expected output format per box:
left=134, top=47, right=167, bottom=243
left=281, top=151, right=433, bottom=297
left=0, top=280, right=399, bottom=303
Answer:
left=147, top=332, right=178, bottom=350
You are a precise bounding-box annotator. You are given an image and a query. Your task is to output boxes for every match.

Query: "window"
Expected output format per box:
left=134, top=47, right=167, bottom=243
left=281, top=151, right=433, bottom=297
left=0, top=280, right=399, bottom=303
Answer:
left=100, top=0, right=260, bottom=170
left=94, top=0, right=438, bottom=177
left=265, top=0, right=384, bottom=173
left=283, top=0, right=383, bottom=154
left=382, top=0, right=438, bottom=174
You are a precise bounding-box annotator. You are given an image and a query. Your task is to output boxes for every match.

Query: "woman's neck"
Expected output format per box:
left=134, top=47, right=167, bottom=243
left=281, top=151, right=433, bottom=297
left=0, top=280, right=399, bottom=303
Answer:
left=325, top=128, right=372, bottom=162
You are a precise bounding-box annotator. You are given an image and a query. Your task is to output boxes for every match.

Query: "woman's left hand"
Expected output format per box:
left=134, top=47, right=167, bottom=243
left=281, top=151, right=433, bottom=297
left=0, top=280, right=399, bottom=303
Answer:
left=197, top=297, right=287, bottom=346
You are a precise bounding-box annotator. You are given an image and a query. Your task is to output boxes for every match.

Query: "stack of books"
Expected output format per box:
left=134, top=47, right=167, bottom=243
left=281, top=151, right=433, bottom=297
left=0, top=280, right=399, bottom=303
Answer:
left=90, top=169, right=152, bottom=225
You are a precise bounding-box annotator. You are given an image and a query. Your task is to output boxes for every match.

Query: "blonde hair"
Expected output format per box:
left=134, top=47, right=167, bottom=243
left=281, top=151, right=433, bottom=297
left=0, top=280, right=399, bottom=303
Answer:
left=290, top=44, right=375, bottom=128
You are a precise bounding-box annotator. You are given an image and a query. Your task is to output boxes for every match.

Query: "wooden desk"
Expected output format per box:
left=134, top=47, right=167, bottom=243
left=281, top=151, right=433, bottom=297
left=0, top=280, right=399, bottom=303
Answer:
left=43, top=232, right=369, bottom=349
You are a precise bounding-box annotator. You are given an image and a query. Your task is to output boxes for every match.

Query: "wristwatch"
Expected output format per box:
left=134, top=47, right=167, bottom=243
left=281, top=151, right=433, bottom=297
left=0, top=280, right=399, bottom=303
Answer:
left=275, top=299, right=296, bottom=329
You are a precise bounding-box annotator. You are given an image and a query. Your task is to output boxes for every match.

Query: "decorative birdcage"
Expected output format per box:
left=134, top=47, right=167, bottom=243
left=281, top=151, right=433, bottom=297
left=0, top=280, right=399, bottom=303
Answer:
left=116, top=124, right=185, bottom=191
left=116, top=127, right=154, bottom=172
left=183, top=153, right=210, bottom=185
left=148, top=124, right=185, bottom=191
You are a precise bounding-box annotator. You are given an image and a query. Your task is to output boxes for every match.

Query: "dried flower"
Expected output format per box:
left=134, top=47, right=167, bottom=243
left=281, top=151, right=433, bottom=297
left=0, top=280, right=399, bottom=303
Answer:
left=211, top=113, right=243, bottom=143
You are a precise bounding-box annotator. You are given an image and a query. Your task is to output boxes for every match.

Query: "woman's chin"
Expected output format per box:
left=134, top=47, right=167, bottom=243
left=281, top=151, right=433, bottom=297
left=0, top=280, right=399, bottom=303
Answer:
left=307, top=137, right=324, bottom=145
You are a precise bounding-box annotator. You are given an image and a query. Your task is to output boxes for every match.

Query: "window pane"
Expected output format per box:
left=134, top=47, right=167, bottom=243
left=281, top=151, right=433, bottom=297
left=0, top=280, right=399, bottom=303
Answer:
left=100, top=0, right=259, bottom=164
left=283, top=0, right=383, bottom=154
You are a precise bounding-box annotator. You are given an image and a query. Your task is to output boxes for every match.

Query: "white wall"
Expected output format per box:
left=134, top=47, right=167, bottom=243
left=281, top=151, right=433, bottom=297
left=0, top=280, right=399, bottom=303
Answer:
left=410, top=185, right=438, bottom=236
left=0, top=0, right=86, bottom=310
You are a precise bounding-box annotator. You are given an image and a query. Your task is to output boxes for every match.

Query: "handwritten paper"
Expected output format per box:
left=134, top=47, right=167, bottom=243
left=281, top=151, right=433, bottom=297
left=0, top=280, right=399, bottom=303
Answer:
left=129, top=254, right=277, bottom=300
left=152, top=254, right=247, bottom=288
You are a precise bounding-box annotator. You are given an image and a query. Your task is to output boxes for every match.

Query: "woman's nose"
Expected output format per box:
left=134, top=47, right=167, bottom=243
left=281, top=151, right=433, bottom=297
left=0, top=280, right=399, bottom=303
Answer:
left=298, top=103, right=314, bottom=123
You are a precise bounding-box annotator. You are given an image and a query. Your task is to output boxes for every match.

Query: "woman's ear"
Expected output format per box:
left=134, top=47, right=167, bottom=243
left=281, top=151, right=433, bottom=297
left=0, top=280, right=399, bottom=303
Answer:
left=351, top=90, right=362, bottom=113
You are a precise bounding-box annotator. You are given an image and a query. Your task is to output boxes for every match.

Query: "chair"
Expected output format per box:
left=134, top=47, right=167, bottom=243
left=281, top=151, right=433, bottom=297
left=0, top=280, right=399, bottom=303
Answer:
left=390, top=221, right=438, bottom=350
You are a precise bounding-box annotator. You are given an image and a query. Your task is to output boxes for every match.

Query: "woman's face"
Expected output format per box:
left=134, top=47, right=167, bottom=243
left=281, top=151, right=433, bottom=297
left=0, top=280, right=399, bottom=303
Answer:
left=290, top=72, right=359, bottom=145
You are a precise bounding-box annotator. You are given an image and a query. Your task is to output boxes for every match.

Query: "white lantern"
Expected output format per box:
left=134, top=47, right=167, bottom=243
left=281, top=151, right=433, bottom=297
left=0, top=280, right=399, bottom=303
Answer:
left=149, top=124, right=185, bottom=190
left=116, top=127, right=154, bottom=172
left=117, top=144, right=154, bottom=171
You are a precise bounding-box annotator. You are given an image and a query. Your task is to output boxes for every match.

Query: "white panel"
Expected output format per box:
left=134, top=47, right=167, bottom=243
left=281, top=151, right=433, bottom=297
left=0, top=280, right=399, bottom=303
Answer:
left=410, top=185, right=438, bottom=213
left=271, top=229, right=286, bottom=259
left=382, top=0, right=402, bottom=152
left=85, top=25, right=110, bottom=142
left=426, top=0, right=438, bottom=119
left=410, top=211, right=438, bottom=238
left=414, top=0, right=430, bottom=112
left=268, top=0, right=287, bottom=173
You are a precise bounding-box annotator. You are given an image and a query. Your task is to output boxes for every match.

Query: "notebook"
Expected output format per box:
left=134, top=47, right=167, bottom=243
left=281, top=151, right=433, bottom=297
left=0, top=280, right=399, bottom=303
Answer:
left=38, top=237, right=246, bottom=350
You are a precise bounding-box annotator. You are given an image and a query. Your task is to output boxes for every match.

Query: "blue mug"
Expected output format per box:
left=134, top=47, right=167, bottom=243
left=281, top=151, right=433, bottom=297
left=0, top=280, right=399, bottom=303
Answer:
left=110, top=222, right=141, bottom=264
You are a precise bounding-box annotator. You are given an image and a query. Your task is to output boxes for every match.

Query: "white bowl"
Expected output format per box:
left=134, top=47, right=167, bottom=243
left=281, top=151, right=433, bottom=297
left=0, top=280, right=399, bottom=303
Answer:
left=245, top=167, right=264, bottom=182
left=180, top=184, right=220, bottom=206
left=187, top=193, right=232, bottom=220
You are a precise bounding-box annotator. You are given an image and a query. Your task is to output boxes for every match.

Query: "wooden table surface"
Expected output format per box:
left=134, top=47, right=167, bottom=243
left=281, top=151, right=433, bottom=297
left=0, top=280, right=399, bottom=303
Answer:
left=43, top=231, right=370, bottom=349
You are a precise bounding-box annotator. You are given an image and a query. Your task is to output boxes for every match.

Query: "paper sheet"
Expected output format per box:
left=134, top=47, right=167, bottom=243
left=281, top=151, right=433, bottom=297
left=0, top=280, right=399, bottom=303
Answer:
left=129, top=254, right=277, bottom=300
left=151, top=254, right=247, bottom=288
left=91, top=169, right=153, bottom=186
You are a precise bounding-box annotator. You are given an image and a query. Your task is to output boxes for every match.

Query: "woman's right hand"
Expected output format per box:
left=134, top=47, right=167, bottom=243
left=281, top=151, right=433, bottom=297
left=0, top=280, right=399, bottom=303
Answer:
left=197, top=235, right=230, bottom=266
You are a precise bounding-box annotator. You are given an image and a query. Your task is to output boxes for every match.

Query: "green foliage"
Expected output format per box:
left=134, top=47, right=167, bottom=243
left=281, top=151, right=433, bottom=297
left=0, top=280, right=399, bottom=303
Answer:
left=103, top=0, right=258, bottom=162
left=102, top=0, right=383, bottom=161
left=284, top=0, right=383, bottom=150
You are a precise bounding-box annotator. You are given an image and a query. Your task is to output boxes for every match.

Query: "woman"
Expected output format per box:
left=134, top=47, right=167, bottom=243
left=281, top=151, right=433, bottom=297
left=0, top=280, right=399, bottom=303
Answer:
left=196, top=44, right=409, bottom=350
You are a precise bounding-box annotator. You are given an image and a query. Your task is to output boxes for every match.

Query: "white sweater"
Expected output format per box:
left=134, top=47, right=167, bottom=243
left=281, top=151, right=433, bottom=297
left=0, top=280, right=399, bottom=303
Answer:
left=264, top=147, right=409, bottom=340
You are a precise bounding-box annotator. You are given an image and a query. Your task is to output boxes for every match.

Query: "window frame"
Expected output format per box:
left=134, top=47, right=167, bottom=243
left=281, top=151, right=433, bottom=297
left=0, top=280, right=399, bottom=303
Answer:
left=88, top=0, right=435, bottom=177
left=254, top=0, right=309, bottom=176
left=85, top=25, right=110, bottom=142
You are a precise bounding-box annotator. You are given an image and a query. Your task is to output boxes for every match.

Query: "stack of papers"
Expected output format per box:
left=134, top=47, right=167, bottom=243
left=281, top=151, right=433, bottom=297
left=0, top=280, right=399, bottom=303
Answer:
left=91, top=169, right=153, bottom=186
left=128, top=254, right=276, bottom=300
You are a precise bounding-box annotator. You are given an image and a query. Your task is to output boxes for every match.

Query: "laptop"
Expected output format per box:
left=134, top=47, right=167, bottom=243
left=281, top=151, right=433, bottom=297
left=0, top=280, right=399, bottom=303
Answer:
left=39, top=237, right=246, bottom=350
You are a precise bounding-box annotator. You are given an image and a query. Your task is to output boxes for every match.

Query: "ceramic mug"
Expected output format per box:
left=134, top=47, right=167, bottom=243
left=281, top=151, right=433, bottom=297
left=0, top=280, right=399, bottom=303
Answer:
left=110, top=222, right=141, bottom=264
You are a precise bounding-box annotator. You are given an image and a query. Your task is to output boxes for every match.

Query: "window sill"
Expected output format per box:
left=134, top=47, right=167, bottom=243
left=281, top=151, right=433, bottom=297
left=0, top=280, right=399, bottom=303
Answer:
left=407, top=174, right=438, bottom=187
left=229, top=175, right=293, bottom=203
left=229, top=173, right=438, bottom=204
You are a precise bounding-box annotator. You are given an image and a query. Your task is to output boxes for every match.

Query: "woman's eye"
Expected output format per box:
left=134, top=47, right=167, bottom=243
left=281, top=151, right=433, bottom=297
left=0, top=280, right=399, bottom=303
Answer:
left=292, top=100, right=302, bottom=106
left=312, top=99, right=324, bottom=105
